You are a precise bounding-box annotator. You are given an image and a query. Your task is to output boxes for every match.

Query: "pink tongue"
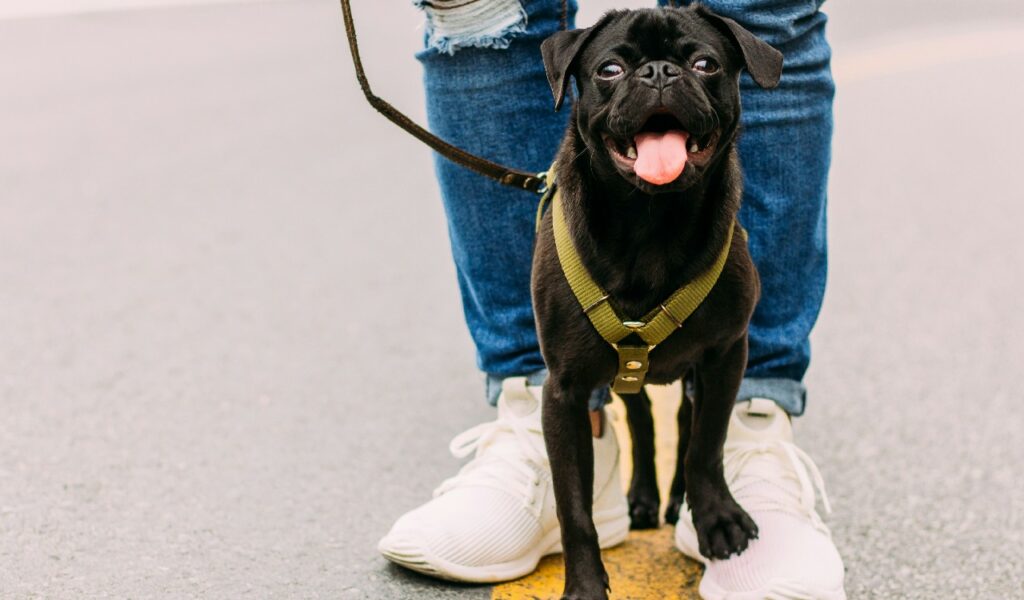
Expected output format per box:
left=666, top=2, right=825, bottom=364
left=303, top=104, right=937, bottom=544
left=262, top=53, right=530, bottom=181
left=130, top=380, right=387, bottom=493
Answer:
left=633, top=130, right=689, bottom=185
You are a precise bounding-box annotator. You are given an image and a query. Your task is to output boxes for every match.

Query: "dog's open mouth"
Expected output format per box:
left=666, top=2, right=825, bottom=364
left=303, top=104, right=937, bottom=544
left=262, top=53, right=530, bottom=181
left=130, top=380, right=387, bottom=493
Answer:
left=604, top=112, right=718, bottom=186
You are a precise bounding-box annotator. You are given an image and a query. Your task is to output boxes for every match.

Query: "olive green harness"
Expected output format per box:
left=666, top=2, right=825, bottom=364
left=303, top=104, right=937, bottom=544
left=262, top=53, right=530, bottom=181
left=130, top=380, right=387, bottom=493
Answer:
left=537, top=177, right=743, bottom=394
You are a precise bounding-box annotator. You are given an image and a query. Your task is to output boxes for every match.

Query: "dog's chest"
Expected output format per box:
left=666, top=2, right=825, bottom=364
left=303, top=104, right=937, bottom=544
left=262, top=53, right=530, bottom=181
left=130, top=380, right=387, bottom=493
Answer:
left=611, top=266, right=754, bottom=384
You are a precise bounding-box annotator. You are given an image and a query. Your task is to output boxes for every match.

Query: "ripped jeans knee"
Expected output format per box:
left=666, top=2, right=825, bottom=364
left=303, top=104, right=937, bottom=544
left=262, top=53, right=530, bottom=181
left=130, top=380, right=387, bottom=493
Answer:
left=415, top=0, right=571, bottom=55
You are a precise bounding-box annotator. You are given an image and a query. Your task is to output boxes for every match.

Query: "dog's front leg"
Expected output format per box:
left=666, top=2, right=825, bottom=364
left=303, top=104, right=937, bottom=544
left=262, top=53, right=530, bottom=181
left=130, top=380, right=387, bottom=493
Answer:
left=686, top=338, right=759, bottom=560
left=542, top=376, right=609, bottom=600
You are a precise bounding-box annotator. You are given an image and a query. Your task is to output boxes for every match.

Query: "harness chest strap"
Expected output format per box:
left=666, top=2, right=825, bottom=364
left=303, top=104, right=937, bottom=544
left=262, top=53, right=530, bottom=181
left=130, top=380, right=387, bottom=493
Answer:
left=547, top=185, right=744, bottom=394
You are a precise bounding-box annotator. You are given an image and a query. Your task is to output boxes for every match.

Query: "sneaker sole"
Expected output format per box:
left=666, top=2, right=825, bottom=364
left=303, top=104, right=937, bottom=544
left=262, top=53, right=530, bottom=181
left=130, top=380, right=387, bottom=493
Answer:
left=378, top=504, right=631, bottom=584
left=674, top=521, right=847, bottom=600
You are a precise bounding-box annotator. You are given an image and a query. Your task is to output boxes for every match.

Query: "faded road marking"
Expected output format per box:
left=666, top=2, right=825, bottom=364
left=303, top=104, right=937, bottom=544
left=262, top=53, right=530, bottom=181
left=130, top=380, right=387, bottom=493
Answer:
left=491, top=528, right=702, bottom=600
left=834, top=24, right=1024, bottom=84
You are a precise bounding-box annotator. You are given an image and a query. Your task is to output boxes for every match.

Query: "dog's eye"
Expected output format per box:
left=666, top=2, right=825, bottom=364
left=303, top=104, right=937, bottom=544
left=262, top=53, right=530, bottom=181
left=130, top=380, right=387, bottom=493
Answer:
left=692, top=57, right=720, bottom=74
left=597, top=62, right=624, bottom=80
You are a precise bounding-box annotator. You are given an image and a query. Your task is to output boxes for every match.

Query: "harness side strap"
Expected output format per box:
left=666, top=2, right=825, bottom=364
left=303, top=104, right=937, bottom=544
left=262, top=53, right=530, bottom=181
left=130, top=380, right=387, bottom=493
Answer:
left=551, top=192, right=634, bottom=345
left=635, top=222, right=737, bottom=344
left=338, top=0, right=547, bottom=194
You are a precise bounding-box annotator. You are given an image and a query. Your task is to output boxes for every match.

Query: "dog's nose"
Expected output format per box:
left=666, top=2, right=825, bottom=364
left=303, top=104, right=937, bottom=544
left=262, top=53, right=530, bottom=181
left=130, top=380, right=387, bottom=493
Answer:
left=637, top=60, right=682, bottom=89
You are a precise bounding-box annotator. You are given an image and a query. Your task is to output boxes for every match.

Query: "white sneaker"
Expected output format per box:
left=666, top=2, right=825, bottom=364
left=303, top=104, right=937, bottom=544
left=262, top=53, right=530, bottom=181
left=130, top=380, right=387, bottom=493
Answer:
left=378, top=377, right=630, bottom=583
left=675, top=398, right=846, bottom=600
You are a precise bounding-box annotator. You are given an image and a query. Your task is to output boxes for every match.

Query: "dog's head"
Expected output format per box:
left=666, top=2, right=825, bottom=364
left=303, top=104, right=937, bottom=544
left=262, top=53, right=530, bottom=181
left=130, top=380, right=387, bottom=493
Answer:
left=541, top=7, right=782, bottom=194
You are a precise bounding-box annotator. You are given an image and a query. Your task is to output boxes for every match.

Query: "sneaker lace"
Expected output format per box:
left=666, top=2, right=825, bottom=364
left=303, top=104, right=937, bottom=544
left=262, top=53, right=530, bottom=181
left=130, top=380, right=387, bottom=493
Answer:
left=724, top=439, right=833, bottom=535
left=432, top=414, right=548, bottom=511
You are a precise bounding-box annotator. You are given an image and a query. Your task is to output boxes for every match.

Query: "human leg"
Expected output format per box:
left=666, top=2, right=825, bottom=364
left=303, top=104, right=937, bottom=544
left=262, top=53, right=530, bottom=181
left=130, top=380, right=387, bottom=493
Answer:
left=662, top=0, right=834, bottom=416
left=379, top=0, right=628, bottom=581
left=726, top=0, right=834, bottom=417
left=417, top=0, right=570, bottom=393
left=661, top=1, right=845, bottom=597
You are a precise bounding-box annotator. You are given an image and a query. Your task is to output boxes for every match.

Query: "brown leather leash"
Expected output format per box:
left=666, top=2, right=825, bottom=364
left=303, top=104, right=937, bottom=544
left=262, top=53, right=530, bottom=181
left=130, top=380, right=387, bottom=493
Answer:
left=337, top=0, right=569, bottom=195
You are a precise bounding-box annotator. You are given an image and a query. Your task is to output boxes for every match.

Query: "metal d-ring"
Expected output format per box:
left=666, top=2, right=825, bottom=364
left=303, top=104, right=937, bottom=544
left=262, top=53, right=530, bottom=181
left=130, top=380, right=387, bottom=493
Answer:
left=533, top=172, right=549, bottom=195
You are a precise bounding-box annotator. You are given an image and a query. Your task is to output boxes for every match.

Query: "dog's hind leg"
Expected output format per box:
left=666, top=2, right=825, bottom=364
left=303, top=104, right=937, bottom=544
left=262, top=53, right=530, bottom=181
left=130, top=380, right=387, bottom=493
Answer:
left=664, top=369, right=695, bottom=525
left=620, top=388, right=660, bottom=529
left=685, top=339, right=759, bottom=560
left=543, top=375, right=610, bottom=600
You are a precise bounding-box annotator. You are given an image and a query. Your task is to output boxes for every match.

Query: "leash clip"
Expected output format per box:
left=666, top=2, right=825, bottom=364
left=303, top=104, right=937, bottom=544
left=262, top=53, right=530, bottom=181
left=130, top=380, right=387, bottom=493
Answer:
left=533, top=172, right=549, bottom=195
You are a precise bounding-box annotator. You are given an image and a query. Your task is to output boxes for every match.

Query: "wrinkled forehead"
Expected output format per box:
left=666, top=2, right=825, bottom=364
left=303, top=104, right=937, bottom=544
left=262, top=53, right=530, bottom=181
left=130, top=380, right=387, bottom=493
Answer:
left=580, top=9, right=731, bottom=66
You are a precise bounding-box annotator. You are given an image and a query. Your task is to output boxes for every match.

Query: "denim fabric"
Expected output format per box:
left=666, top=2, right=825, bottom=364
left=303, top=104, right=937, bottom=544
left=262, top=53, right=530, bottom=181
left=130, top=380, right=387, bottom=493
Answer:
left=486, top=369, right=611, bottom=412
left=417, top=0, right=833, bottom=416
left=416, top=0, right=576, bottom=386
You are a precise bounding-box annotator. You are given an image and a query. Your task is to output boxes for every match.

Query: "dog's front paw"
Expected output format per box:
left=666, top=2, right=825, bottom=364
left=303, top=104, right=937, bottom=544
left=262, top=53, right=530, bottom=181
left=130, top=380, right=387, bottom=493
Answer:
left=690, top=495, right=758, bottom=560
left=628, top=487, right=661, bottom=529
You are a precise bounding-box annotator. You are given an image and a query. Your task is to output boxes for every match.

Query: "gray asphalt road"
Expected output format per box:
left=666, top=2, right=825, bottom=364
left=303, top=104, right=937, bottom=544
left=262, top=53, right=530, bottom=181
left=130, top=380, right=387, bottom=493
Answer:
left=1, top=1, right=1022, bottom=598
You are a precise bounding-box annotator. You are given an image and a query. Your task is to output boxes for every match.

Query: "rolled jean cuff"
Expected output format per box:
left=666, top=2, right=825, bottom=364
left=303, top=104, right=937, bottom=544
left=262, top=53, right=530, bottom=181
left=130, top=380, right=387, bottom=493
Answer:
left=737, top=377, right=806, bottom=417
left=486, top=369, right=611, bottom=411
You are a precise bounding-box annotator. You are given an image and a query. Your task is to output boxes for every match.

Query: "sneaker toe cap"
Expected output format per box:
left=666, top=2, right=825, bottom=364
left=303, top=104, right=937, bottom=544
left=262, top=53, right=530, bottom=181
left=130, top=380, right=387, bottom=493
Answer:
left=706, top=512, right=845, bottom=597
left=379, top=488, right=546, bottom=574
left=377, top=528, right=447, bottom=578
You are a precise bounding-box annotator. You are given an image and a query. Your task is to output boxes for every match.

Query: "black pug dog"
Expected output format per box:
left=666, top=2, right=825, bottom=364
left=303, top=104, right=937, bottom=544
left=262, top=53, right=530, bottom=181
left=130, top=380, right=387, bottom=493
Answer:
left=532, top=6, right=782, bottom=598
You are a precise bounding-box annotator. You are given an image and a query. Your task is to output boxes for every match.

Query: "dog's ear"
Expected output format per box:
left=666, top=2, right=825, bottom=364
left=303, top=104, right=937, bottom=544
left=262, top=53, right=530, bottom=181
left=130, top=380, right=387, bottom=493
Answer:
left=697, top=8, right=783, bottom=89
left=540, top=15, right=614, bottom=111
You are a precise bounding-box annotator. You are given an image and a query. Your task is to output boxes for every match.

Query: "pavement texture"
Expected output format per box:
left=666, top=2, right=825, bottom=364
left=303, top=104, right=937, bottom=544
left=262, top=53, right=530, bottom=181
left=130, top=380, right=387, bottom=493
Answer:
left=1, top=0, right=1023, bottom=598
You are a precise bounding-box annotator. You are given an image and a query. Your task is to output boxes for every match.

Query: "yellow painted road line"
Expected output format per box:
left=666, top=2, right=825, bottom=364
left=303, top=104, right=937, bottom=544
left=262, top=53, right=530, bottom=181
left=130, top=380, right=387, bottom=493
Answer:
left=491, top=527, right=702, bottom=600
left=493, top=383, right=701, bottom=599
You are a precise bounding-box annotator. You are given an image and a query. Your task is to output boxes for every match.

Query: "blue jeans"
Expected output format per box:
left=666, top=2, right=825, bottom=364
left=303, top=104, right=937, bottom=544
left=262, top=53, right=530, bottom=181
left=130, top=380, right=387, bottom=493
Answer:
left=416, top=0, right=834, bottom=416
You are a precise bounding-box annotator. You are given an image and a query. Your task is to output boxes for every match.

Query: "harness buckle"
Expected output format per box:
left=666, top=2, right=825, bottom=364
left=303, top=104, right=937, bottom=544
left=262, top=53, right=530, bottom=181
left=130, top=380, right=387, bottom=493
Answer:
left=611, top=345, right=651, bottom=395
